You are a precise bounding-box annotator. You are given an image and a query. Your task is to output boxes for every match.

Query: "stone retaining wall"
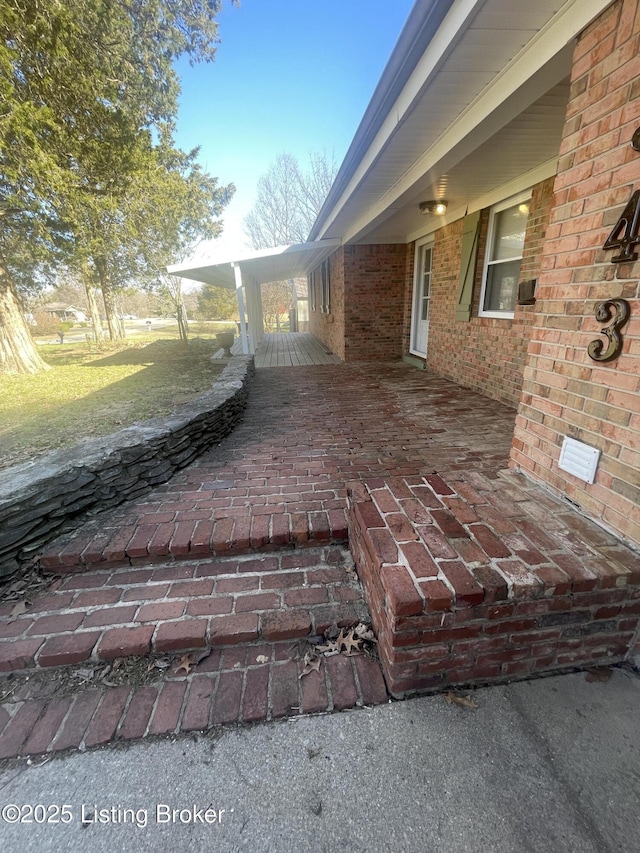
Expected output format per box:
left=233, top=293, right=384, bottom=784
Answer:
left=0, top=356, right=255, bottom=578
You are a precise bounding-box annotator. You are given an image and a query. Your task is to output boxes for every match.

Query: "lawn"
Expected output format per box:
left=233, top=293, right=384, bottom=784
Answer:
left=0, top=324, right=235, bottom=470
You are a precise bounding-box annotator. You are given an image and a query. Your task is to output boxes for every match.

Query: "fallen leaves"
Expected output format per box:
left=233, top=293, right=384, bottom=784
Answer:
left=298, top=622, right=377, bottom=678
left=444, top=691, right=478, bottom=711
left=299, top=652, right=323, bottom=679
left=585, top=667, right=612, bottom=683
left=9, top=600, right=29, bottom=620
left=172, top=649, right=211, bottom=676
left=0, top=564, right=60, bottom=610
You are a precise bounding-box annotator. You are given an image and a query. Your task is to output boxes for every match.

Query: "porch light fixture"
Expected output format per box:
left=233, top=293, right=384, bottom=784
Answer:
left=419, top=200, right=448, bottom=215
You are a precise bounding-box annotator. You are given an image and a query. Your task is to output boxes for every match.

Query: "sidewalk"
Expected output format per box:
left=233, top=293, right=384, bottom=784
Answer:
left=1, top=668, right=639, bottom=852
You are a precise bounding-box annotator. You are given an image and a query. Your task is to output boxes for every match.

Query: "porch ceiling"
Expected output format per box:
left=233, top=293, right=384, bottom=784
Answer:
left=309, top=0, right=612, bottom=246
left=167, top=240, right=341, bottom=290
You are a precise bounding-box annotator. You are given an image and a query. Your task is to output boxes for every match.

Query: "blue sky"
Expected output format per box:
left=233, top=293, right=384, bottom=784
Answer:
left=173, top=0, right=415, bottom=260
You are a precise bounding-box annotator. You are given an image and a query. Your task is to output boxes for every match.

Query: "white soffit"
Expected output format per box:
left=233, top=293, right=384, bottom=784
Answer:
left=167, top=240, right=341, bottom=290
left=312, top=0, right=614, bottom=246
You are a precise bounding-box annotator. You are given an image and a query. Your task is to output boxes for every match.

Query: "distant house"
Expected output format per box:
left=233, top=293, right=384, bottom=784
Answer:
left=42, top=303, right=87, bottom=322
left=171, top=0, right=640, bottom=552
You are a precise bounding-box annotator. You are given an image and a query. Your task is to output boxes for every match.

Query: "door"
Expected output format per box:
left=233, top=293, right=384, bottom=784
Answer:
left=411, top=242, right=433, bottom=357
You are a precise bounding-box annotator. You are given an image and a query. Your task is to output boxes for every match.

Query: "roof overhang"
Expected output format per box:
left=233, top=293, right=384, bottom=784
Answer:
left=167, top=240, right=341, bottom=289
left=309, top=0, right=615, bottom=246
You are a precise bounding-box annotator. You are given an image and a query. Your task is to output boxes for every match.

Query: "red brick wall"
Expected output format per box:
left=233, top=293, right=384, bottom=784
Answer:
left=344, top=244, right=409, bottom=361
left=308, top=249, right=346, bottom=360
left=310, top=244, right=409, bottom=361
left=511, top=0, right=640, bottom=548
left=416, top=177, right=555, bottom=408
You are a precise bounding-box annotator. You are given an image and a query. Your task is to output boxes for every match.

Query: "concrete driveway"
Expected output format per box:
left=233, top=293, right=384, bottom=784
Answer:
left=1, top=667, right=638, bottom=853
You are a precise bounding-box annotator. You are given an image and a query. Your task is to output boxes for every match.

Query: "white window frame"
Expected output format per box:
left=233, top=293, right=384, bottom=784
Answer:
left=479, top=190, right=530, bottom=319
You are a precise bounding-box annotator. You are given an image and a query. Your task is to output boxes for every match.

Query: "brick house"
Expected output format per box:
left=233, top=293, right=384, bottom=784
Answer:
left=174, top=0, right=639, bottom=555
left=301, top=0, right=639, bottom=554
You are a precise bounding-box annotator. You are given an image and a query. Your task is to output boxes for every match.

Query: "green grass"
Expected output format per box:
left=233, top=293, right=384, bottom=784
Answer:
left=0, top=328, right=232, bottom=469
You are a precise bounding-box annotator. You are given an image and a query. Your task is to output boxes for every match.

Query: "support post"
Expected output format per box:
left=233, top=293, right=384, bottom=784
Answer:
left=232, top=263, right=250, bottom=354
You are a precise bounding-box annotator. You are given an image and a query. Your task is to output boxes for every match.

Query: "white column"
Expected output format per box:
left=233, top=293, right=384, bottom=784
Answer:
left=247, top=279, right=264, bottom=348
left=232, top=263, right=250, bottom=354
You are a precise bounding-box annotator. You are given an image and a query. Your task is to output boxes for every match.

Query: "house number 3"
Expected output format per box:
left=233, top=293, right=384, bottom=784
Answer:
left=587, top=298, right=630, bottom=362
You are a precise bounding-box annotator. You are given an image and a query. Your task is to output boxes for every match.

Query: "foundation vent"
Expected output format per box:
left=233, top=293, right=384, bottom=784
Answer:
left=558, top=437, right=600, bottom=484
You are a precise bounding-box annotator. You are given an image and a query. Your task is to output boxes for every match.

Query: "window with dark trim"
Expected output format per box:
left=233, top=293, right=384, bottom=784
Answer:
left=321, top=260, right=331, bottom=314
left=308, top=271, right=316, bottom=312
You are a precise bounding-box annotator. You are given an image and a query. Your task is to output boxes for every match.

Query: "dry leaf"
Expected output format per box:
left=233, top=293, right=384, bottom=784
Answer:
left=354, top=623, right=376, bottom=643
left=299, top=657, right=322, bottom=679
left=444, top=691, right=478, bottom=710
left=315, top=640, right=340, bottom=656
left=585, top=668, right=612, bottom=683
left=174, top=654, right=195, bottom=675
left=336, top=628, right=362, bottom=655
left=325, top=623, right=340, bottom=641
left=173, top=649, right=211, bottom=676
left=73, top=667, right=96, bottom=682
left=9, top=600, right=28, bottom=620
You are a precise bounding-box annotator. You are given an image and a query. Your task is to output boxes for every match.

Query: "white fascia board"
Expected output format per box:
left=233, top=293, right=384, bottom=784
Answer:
left=320, top=0, right=613, bottom=246
left=406, top=157, right=559, bottom=244
left=314, top=0, right=484, bottom=241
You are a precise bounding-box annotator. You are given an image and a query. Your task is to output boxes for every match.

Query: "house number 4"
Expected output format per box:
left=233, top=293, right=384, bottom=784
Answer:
left=602, top=188, right=640, bottom=262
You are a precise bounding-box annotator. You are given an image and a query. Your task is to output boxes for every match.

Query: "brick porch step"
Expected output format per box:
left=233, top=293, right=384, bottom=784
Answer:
left=0, top=547, right=369, bottom=673
left=347, top=470, right=640, bottom=698
left=38, top=506, right=349, bottom=573
left=0, top=639, right=388, bottom=760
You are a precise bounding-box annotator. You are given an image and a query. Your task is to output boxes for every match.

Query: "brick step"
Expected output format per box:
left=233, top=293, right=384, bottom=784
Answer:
left=347, top=471, right=640, bottom=697
left=0, top=547, right=369, bottom=673
left=0, top=639, right=389, bottom=760
left=38, top=507, right=350, bottom=573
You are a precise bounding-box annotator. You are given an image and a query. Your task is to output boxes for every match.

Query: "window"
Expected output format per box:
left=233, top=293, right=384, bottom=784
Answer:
left=321, top=260, right=331, bottom=314
left=308, top=271, right=316, bottom=312
left=479, top=192, right=530, bottom=318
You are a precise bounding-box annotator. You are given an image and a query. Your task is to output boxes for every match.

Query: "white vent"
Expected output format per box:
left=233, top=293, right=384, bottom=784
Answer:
left=558, top=437, right=600, bottom=484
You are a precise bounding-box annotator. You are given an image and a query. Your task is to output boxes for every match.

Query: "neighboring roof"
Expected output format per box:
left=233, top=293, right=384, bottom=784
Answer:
left=309, top=0, right=613, bottom=246
left=42, top=303, right=84, bottom=312
left=168, top=240, right=340, bottom=290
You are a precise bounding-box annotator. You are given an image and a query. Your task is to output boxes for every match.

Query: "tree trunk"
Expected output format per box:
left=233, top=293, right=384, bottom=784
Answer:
left=84, top=280, right=104, bottom=343
left=0, top=257, right=49, bottom=374
left=172, top=278, right=189, bottom=343
left=95, top=257, right=125, bottom=341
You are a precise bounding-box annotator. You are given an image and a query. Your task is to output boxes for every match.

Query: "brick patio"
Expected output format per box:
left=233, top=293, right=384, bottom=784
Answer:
left=39, top=363, right=515, bottom=569
left=1, top=360, right=638, bottom=760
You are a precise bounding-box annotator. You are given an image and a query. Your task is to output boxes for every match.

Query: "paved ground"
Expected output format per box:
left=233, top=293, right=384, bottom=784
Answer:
left=3, top=358, right=639, bottom=763
left=41, top=362, right=515, bottom=568
left=0, top=668, right=638, bottom=852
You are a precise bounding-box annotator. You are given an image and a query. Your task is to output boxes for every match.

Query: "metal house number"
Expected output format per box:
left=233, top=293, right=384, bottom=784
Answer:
left=587, top=298, right=631, bottom=363
left=588, top=128, right=640, bottom=362
left=602, top=188, right=640, bottom=263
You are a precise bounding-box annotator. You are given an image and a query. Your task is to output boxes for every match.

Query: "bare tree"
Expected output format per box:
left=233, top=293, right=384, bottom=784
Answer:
left=244, top=150, right=338, bottom=250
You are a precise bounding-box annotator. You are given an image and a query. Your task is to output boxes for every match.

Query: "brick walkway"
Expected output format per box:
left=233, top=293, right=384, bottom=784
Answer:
left=40, top=364, right=515, bottom=569
left=1, top=362, right=519, bottom=760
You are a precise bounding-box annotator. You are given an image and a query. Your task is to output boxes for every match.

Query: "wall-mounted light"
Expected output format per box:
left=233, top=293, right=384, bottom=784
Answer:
left=419, top=200, right=448, bottom=216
